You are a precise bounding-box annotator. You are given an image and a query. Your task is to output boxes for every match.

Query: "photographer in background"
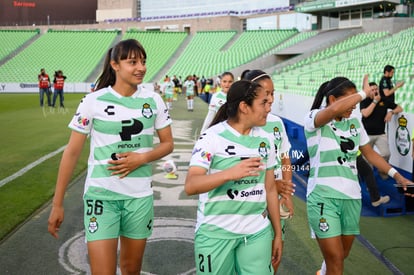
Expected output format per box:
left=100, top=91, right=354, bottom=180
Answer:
left=38, top=68, right=51, bottom=107
left=52, top=70, right=66, bottom=108
left=360, top=80, right=403, bottom=179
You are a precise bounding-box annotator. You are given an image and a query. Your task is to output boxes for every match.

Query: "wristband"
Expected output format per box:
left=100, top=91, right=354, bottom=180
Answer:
left=388, top=167, right=398, bottom=178
left=372, top=99, right=378, bottom=104
left=358, top=91, right=367, bottom=100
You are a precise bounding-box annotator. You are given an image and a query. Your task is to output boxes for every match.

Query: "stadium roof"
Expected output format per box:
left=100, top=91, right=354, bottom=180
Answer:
left=295, top=0, right=400, bottom=15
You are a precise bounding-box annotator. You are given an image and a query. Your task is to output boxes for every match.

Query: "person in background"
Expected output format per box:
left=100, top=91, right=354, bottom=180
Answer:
left=356, top=151, right=389, bottom=207
left=183, top=75, right=195, bottom=111
left=379, top=64, right=404, bottom=105
left=203, top=78, right=212, bottom=103
left=305, top=76, right=412, bottom=275
left=47, top=39, right=174, bottom=274
left=52, top=70, right=66, bottom=108
left=200, top=72, right=234, bottom=133
left=185, top=80, right=283, bottom=274
left=38, top=68, right=51, bottom=107
left=242, top=69, right=295, bottom=273
left=360, top=80, right=403, bottom=179
left=200, top=75, right=207, bottom=94
left=172, top=75, right=180, bottom=100
left=163, top=75, right=175, bottom=110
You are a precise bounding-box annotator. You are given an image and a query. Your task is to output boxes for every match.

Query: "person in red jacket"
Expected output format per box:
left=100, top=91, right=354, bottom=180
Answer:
left=52, top=70, right=67, bottom=108
left=38, top=68, right=51, bottom=107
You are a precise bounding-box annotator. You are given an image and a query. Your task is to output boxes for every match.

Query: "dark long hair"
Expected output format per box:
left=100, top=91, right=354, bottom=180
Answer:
left=310, top=77, right=356, bottom=110
left=95, top=39, right=147, bottom=90
left=210, top=80, right=262, bottom=126
left=242, top=69, right=271, bottom=83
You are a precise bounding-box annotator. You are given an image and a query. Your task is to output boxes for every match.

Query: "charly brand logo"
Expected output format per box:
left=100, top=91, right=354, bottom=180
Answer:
left=395, top=115, right=410, bottom=156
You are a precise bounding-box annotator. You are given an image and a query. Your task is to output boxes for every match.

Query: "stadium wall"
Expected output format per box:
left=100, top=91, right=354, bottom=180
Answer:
left=0, top=82, right=92, bottom=93
left=0, top=15, right=244, bottom=34
left=1, top=15, right=413, bottom=35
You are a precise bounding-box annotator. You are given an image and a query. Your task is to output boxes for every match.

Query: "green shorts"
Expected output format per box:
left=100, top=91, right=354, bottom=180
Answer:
left=164, top=93, right=173, bottom=99
left=307, top=191, right=361, bottom=239
left=83, top=195, right=153, bottom=242
left=194, top=225, right=274, bottom=275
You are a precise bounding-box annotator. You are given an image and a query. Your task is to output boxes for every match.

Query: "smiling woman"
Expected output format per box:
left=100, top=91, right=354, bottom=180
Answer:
left=185, top=80, right=283, bottom=274
left=47, top=38, right=174, bottom=274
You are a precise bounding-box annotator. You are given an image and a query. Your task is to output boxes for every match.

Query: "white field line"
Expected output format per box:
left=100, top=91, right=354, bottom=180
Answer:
left=0, top=145, right=66, bottom=188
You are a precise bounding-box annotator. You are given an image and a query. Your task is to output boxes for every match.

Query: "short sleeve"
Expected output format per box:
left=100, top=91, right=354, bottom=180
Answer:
left=68, top=94, right=93, bottom=134
left=189, top=131, right=215, bottom=170
left=304, top=109, right=320, bottom=132
left=358, top=119, right=370, bottom=146
left=153, top=92, right=172, bottom=130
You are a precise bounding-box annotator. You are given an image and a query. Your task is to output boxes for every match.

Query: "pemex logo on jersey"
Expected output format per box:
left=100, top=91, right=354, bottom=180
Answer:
left=119, top=119, right=144, bottom=141
left=142, top=103, right=153, bottom=119
left=258, top=142, right=268, bottom=158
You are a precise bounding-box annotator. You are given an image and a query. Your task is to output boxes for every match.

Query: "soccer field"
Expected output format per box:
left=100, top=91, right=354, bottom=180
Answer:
left=0, top=93, right=412, bottom=274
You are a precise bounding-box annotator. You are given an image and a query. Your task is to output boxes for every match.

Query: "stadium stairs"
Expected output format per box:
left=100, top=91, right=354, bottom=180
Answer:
left=152, top=32, right=193, bottom=83
left=0, top=30, right=40, bottom=66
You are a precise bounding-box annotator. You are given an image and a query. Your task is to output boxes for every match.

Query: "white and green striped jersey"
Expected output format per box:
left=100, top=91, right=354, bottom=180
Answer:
left=208, top=90, right=227, bottom=113
left=304, top=109, right=369, bottom=199
left=68, top=85, right=172, bottom=200
left=163, top=80, right=174, bottom=95
left=183, top=80, right=195, bottom=96
left=189, top=121, right=276, bottom=239
left=261, top=113, right=291, bottom=178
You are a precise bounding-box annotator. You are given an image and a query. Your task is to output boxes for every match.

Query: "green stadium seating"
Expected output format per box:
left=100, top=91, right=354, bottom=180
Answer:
left=166, top=29, right=297, bottom=80
left=0, top=29, right=39, bottom=62
left=123, top=30, right=188, bottom=82
left=0, top=29, right=119, bottom=83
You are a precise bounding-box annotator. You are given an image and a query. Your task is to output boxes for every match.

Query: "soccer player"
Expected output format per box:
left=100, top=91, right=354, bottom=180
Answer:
left=242, top=69, right=295, bottom=273
left=47, top=39, right=173, bottom=274
left=185, top=80, right=283, bottom=274
left=304, top=76, right=412, bottom=275
left=200, top=72, right=234, bottom=133
left=183, top=75, right=196, bottom=111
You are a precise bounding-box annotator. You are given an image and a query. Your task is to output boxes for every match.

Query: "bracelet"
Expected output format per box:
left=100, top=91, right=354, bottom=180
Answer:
left=388, top=167, right=398, bottom=178
left=358, top=91, right=367, bottom=100
left=372, top=99, right=378, bottom=104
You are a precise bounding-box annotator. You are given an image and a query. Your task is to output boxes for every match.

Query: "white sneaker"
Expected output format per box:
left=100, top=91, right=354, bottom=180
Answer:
left=371, top=195, right=390, bottom=207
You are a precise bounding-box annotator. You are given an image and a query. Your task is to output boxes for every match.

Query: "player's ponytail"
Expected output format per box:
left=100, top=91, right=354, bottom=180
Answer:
left=95, top=48, right=116, bottom=91
left=210, top=80, right=261, bottom=127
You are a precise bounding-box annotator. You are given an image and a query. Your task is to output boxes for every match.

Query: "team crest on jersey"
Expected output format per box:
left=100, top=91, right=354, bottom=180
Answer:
left=349, top=124, right=357, bottom=137
left=142, top=103, right=153, bottom=119
left=88, top=217, right=99, bottom=233
left=273, top=126, right=281, bottom=140
left=319, top=217, right=329, bottom=232
left=258, top=142, right=268, bottom=158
